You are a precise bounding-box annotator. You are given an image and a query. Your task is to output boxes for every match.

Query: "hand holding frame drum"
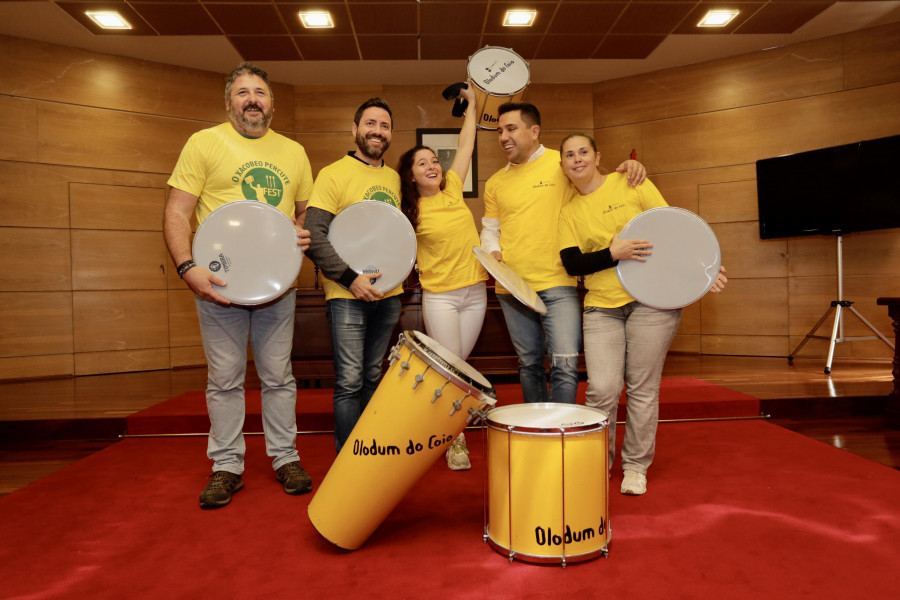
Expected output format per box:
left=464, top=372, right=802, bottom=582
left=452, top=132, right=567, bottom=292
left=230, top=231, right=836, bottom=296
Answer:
left=191, top=200, right=303, bottom=305
left=615, top=207, right=722, bottom=310
left=327, top=201, right=417, bottom=294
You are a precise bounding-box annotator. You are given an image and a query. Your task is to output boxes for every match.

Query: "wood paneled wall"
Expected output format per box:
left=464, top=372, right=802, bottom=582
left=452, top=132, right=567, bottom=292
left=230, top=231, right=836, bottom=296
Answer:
left=590, top=22, right=900, bottom=359
left=2, top=21, right=899, bottom=381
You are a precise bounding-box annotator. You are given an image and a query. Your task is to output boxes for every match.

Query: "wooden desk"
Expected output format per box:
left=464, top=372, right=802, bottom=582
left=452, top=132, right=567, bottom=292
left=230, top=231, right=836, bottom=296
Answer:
left=876, top=297, right=900, bottom=429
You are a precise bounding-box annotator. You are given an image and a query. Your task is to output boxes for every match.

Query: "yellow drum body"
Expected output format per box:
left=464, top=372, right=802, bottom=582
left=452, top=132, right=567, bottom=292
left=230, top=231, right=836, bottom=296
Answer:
left=485, top=403, right=609, bottom=565
left=467, top=46, right=530, bottom=130
left=308, top=331, right=496, bottom=550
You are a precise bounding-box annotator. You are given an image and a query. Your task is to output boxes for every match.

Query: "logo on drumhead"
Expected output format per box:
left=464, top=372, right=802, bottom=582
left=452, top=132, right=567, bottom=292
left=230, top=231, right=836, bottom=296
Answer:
left=240, top=167, right=284, bottom=207
left=210, top=253, right=231, bottom=273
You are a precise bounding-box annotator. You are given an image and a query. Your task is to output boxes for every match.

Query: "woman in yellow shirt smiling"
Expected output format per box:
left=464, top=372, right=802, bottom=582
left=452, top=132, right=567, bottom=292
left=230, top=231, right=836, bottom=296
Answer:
left=398, top=82, right=488, bottom=471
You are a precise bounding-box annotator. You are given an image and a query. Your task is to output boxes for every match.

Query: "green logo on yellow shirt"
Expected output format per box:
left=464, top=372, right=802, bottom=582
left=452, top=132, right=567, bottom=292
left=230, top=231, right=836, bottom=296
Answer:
left=240, top=167, right=284, bottom=206
left=363, top=185, right=399, bottom=208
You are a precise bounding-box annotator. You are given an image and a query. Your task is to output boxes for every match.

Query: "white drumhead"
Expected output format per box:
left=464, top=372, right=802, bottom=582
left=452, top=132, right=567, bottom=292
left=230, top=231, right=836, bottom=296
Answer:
left=328, top=201, right=417, bottom=294
left=403, top=330, right=496, bottom=404
left=487, top=403, right=607, bottom=431
left=191, top=200, right=302, bottom=305
left=615, top=207, right=721, bottom=310
left=467, top=46, right=530, bottom=95
left=473, top=247, right=547, bottom=314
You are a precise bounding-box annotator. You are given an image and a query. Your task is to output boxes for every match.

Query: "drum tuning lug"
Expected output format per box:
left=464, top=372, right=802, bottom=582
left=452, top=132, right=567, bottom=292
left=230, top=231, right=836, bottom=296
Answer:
left=399, top=360, right=410, bottom=374
left=388, top=346, right=401, bottom=366
left=412, top=365, right=431, bottom=389
left=430, top=388, right=443, bottom=403
left=449, top=400, right=463, bottom=416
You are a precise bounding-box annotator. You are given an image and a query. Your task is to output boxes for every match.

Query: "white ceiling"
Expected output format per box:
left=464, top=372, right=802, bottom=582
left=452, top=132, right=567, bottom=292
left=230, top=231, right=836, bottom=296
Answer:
left=2, top=1, right=899, bottom=85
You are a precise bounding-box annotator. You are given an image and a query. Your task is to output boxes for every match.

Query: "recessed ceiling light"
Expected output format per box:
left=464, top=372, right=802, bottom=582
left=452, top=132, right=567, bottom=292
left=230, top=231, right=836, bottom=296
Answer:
left=85, top=11, right=132, bottom=30
left=503, top=10, right=537, bottom=27
left=698, top=9, right=740, bottom=28
left=299, top=11, right=334, bottom=29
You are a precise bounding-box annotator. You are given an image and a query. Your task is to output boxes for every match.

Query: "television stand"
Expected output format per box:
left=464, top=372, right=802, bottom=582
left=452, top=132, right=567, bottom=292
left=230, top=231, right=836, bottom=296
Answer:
left=787, top=234, right=894, bottom=374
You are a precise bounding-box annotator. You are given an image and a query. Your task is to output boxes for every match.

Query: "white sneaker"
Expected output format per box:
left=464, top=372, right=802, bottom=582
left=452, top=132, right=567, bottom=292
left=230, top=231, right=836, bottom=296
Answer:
left=621, top=470, right=647, bottom=495
left=446, top=433, right=471, bottom=471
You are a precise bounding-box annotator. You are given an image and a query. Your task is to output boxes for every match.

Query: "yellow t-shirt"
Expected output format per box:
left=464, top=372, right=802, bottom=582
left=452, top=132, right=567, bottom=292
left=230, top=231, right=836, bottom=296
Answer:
left=308, top=154, right=403, bottom=301
left=415, top=170, right=488, bottom=293
left=168, top=122, right=314, bottom=224
left=557, top=173, right=668, bottom=309
left=483, top=149, right=577, bottom=292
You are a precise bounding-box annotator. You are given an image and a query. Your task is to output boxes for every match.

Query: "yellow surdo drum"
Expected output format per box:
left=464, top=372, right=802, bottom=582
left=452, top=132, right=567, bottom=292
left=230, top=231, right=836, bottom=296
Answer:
left=308, top=331, right=496, bottom=550
left=466, top=46, right=530, bottom=130
left=485, top=403, right=609, bottom=566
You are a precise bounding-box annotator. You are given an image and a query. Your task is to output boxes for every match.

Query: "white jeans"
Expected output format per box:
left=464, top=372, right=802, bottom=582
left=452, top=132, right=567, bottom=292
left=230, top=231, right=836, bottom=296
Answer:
left=583, top=302, right=682, bottom=475
left=422, top=282, right=487, bottom=360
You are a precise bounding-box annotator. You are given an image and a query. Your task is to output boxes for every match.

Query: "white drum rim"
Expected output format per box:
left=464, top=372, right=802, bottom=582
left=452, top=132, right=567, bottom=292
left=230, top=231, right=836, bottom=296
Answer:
left=467, top=45, right=530, bottom=95
left=485, top=402, right=608, bottom=434
left=473, top=246, right=547, bottom=315
left=615, top=206, right=721, bottom=310
left=191, top=200, right=302, bottom=306
left=327, top=201, right=417, bottom=294
left=399, top=330, right=497, bottom=406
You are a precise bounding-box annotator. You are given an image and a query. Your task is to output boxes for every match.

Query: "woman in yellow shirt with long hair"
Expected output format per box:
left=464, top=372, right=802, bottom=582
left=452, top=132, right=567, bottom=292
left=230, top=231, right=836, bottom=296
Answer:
left=397, top=82, right=488, bottom=471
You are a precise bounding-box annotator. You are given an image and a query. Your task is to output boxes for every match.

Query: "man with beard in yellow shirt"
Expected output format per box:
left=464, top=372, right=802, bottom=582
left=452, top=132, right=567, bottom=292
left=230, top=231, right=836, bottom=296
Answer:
left=304, top=98, right=404, bottom=454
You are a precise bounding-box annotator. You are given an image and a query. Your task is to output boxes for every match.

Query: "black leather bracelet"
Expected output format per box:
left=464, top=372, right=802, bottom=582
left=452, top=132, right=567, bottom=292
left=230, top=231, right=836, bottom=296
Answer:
left=176, top=260, right=196, bottom=279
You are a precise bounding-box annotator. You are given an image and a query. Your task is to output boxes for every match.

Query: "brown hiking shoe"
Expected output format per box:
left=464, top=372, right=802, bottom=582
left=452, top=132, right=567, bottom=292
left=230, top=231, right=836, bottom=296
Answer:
left=199, top=471, right=243, bottom=509
left=276, top=461, right=312, bottom=495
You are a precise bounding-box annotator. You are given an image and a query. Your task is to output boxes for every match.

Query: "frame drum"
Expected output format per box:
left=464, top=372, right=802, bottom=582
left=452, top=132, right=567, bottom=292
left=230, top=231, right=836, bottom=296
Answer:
left=485, top=403, right=609, bottom=566
left=467, top=46, right=530, bottom=130
left=473, top=247, right=547, bottom=314
left=308, top=331, right=497, bottom=550
left=615, top=207, right=722, bottom=310
left=191, top=200, right=303, bottom=305
left=328, top=201, right=417, bottom=294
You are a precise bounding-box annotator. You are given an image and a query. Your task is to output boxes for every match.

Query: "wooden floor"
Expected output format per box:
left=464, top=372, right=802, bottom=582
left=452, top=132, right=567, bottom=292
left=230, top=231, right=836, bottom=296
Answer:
left=1, top=354, right=898, bottom=497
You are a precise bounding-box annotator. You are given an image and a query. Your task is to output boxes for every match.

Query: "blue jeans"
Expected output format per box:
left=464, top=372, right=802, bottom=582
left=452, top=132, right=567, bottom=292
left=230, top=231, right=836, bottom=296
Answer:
left=326, top=296, right=402, bottom=453
left=194, top=289, right=298, bottom=474
left=583, top=302, right=682, bottom=474
left=496, top=286, right=581, bottom=404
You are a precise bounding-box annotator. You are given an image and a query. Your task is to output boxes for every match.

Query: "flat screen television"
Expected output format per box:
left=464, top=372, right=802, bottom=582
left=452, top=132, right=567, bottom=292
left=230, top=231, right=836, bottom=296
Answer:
left=756, top=134, right=900, bottom=239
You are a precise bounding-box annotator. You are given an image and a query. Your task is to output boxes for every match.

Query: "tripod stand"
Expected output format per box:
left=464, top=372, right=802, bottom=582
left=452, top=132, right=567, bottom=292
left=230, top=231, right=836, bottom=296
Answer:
left=788, top=234, right=894, bottom=374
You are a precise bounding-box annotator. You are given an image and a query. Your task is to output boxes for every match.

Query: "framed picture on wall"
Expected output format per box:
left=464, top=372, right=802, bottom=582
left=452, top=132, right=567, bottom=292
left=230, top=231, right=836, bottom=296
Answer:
left=415, top=128, right=479, bottom=198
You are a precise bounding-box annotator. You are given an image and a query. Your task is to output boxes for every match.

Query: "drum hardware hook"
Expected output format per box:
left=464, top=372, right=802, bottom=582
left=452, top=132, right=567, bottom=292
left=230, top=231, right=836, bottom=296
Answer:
left=466, top=406, right=489, bottom=425
left=449, top=390, right=472, bottom=417
left=399, top=359, right=411, bottom=374
left=430, top=380, right=450, bottom=404
left=387, top=344, right=401, bottom=366
left=412, top=365, right=431, bottom=389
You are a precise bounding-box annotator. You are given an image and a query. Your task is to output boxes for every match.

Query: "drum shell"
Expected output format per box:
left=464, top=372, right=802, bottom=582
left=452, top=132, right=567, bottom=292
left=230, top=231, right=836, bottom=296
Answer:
left=485, top=403, right=609, bottom=563
left=308, top=331, right=496, bottom=550
left=471, top=86, right=527, bottom=130
left=467, top=46, right=530, bottom=131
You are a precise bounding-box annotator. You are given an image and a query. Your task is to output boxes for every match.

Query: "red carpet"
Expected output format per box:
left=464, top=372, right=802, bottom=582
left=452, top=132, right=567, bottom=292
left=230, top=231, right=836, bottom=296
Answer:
left=126, top=378, right=760, bottom=435
left=2, top=420, right=899, bottom=599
